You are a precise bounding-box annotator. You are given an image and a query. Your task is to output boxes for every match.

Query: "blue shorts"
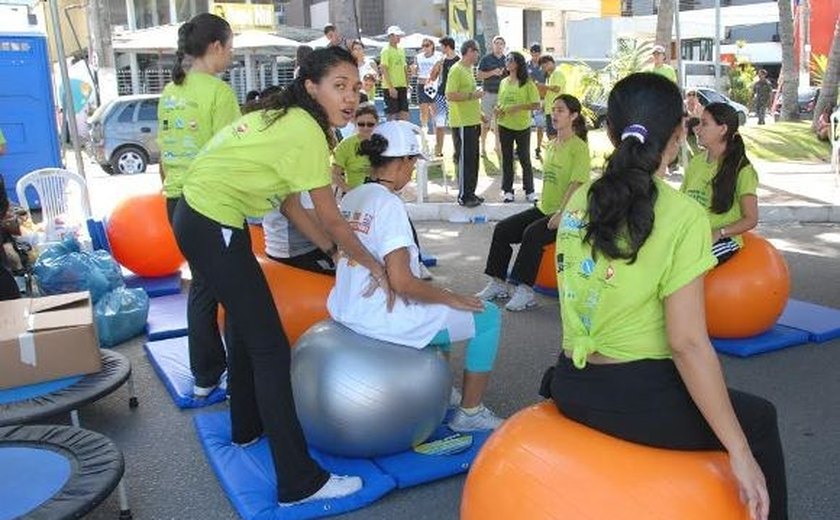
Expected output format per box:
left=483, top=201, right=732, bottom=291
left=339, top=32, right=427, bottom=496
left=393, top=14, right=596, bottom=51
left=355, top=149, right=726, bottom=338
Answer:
left=532, top=109, right=546, bottom=128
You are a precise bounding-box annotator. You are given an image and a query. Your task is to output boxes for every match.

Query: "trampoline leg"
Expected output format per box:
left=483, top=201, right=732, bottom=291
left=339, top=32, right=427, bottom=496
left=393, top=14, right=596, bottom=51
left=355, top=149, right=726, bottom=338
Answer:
left=70, top=409, right=80, bottom=427
left=127, top=372, right=139, bottom=409
left=117, top=478, right=132, bottom=519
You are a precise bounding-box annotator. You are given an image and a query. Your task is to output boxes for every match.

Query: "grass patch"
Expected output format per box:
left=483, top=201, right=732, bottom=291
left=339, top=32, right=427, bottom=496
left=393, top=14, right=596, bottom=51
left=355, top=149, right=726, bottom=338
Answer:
left=739, top=122, right=830, bottom=163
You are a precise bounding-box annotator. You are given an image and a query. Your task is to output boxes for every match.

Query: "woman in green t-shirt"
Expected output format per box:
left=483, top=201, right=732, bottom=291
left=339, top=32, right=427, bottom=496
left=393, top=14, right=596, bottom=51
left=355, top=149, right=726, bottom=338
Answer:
left=157, top=13, right=241, bottom=402
left=681, top=102, right=759, bottom=265
left=173, top=47, right=393, bottom=506
left=477, top=94, right=590, bottom=312
left=543, top=73, right=786, bottom=520
left=331, top=104, right=377, bottom=192
left=495, top=52, right=541, bottom=203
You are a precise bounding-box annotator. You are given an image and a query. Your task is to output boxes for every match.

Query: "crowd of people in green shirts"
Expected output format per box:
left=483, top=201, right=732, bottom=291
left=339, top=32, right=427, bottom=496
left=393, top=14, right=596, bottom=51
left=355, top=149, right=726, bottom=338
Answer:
left=121, top=11, right=790, bottom=517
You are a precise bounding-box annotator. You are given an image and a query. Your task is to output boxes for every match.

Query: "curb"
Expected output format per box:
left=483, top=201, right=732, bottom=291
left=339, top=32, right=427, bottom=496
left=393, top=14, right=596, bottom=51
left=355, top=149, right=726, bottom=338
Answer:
left=405, top=202, right=840, bottom=224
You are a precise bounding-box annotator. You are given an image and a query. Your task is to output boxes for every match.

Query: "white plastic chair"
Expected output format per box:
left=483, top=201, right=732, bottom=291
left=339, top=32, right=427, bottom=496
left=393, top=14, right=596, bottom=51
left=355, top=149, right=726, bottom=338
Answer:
left=15, top=168, right=92, bottom=243
left=830, top=109, right=840, bottom=180
left=415, top=129, right=448, bottom=203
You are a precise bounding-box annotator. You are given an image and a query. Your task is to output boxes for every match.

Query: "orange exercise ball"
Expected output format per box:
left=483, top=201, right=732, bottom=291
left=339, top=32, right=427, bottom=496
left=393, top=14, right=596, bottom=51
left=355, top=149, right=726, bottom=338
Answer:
left=219, top=258, right=334, bottom=345
left=249, top=224, right=266, bottom=258
left=705, top=232, right=790, bottom=338
left=107, top=194, right=184, bottom=277
left=462, top=402, right=750, bottom=520
left=534, top=242, right=558, bottom=292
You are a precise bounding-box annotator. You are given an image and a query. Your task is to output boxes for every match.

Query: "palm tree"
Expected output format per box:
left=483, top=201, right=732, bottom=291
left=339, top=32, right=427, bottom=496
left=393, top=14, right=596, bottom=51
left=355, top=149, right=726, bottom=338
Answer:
left=481, top=0, right=499, bottom=52
left=777, top=0, right=800, bottom=121
left=812, top=16, right=839, bottom=129
left=655, top=0, right=675, bottom=59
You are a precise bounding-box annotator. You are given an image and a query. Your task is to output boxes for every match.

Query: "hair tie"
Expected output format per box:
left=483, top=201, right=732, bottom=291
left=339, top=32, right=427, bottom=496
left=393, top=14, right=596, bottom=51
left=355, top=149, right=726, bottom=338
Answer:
left=621, top=124, right=648, bottom=144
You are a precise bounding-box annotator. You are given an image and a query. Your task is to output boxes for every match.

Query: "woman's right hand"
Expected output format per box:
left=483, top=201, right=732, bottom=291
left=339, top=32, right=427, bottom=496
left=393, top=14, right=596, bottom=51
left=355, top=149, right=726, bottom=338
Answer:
left=363, top=268, right=397, bottom=311
left=729, top=449, right=770, bottom=520
left=444, top=290, right=485, bottom=312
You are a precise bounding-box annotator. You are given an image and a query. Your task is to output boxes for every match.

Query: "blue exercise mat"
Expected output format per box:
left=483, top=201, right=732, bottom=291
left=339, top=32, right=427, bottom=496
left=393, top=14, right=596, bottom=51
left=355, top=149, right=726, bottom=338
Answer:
left=125, top=272, right=182, bottom=298
left=533, top=285, right=558, bottom=298
left=146, top=293, right=188, bottom=341
left=419, top=251, right=437, bottom=267
left=86, top=219, right=111, bottom=253
left=777, top=299, right=840, bottom=343
left=194, top=412, right=396, bottom=520
left=712, top=324, right=811, bottom=357
left=372, top=411, right=491, bottom=488
left=0, top=376, right=83, bottom=405
left=144, top=337, right=227, bottom=408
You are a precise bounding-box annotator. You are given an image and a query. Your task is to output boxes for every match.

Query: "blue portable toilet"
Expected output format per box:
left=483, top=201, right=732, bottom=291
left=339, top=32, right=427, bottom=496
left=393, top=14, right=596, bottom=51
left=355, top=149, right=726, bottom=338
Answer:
left=0, top=31, right=62, bottom=207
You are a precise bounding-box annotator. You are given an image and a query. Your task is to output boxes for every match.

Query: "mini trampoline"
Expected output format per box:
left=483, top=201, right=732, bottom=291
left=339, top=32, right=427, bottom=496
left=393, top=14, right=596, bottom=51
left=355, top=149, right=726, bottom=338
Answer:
left=0, top=350, right=138, bottom=427
left=0, top=424, right=129, bottom=519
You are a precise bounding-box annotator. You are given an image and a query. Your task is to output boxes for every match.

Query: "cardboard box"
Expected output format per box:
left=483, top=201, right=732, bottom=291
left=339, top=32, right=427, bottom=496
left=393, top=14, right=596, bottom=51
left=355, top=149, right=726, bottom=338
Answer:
left=0, top=291, right=101, bottom=390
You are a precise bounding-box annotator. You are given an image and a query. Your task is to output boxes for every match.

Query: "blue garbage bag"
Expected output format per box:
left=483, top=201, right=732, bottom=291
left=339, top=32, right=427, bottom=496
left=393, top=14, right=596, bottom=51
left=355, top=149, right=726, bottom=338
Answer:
left=34, top=238, right=124, bottom=302
left=95, top=287, right=150, bottom=347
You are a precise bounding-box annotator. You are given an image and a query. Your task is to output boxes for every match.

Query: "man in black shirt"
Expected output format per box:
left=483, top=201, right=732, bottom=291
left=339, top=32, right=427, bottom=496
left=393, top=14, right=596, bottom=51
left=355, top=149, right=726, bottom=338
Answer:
left=430, top=36, right=460, bottom=157
left=477, top=35, right=507, bottom=158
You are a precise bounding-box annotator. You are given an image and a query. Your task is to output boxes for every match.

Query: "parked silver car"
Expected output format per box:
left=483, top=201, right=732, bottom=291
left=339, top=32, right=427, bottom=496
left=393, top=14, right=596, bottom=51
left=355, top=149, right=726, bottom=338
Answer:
left=89, top=94, right=160, bottom=174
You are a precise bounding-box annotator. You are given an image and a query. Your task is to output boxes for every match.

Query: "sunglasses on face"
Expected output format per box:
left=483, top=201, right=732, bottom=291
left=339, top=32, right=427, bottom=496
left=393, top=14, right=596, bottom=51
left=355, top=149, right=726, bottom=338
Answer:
left=357, top=121, right=376, bottom=128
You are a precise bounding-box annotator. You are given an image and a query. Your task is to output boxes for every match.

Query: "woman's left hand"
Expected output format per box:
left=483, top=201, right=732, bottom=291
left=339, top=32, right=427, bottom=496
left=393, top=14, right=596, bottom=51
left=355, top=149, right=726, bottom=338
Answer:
left=445, top=291, right=485, bottom=312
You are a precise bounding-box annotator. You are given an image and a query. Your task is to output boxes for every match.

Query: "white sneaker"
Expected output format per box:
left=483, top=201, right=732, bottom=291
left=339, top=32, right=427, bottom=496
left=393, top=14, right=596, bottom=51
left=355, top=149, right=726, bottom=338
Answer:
left=502, top=192, right=514, bottom=203
left=449, top=387, right=462, bottom=407
left=449, top=405, right=504, bottom=432
left=476, top=279, right=509, bottom=301
left=505, top=285, right=537, bottom=311
left=193, top=384, right=218, bottom=399
left=279, top=474, right=363, bottom=506
left=526, top=192, right=539, bottom=203
left=418, top=263, right=433, bottom=280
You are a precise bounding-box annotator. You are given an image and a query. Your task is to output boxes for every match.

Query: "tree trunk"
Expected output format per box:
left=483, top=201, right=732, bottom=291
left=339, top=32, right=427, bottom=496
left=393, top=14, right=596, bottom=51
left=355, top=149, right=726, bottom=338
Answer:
left=481, top=0, right=499, bottom=52
left=331, top=0, right=360, bottom=42
left=812, top=15, right=840, bottom=129
left=655, top=0, right=675, bottom=58
left=778, top=0, right=800, bottom=121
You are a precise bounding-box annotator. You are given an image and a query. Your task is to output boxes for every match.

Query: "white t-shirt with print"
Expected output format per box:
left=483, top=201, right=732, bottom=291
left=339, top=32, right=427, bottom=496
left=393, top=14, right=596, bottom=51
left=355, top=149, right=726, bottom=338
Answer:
left=263, top=191, right=317, bottom=258
left=328, top=183, right=468, bottom=348
left=415, top=51, right=442, bottom=80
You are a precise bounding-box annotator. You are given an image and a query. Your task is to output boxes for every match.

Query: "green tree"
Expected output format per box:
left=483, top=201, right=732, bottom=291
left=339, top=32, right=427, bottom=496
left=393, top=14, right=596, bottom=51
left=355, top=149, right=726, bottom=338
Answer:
left=812, top=16, right=839, bottom=130
left=480, top=0, right=499, bottom=53
left=654, top=0, right=675, bottom=59
left=727, top=43, right=758, bottom=107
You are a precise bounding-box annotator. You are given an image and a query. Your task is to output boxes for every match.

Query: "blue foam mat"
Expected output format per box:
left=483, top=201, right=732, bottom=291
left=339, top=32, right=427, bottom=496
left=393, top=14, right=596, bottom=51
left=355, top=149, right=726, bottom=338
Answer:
left=712, top=324, right=811, bottom=357
left=125, top=272, right=183, bottom=298
left=146, top=293, right=188, bottom=341
left=533, top=285, right=559, bottom=298
left=194, top=412, right=396, bottom=520
left=144, top=337, right=227, bottom=408
left=372, top=411, right=491, bottom=488
left=777, top=299, right=840, bottom=343
left=419, top=251, right=437, bottom=268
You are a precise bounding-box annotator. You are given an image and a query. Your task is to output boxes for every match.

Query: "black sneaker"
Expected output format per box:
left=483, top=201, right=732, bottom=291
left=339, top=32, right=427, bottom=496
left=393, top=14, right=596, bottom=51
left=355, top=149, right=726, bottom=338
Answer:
left=463, top=197, right=482, bottom=208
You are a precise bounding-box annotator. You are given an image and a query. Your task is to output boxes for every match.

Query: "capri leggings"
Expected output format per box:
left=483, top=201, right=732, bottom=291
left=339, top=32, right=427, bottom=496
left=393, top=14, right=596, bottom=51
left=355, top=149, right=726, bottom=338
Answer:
left=426, top=302, right=500, bottom=372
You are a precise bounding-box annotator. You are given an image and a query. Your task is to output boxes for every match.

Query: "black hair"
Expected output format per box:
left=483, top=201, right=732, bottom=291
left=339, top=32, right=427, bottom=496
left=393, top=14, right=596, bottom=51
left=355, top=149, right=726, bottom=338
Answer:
left=704, top=102, right=751, bottom=214
left=250, top=47, right=358, bottom=149
left=554, top=94, right=587, bottom=142
left=324, top=23, right=336, bottom=36
left=355, top=104, right=378, bottom=119
left=359, top=134, right=402, bottom=169
left=172, top=13, right=231, bottom=85
left=295, top=45, right=314, bottom=65
left=245, top=90, right=260, bottom=102
left=440, top=36, right=456, bottom=50
left=460, top=39, right=478, bottom=56
left=538, top=55, right=555, bottom=66
left=584, top=72, right=683, bottom=263
left=508, top=52, right=528, bottom=86
left=529, top=43, right=541, bottom=53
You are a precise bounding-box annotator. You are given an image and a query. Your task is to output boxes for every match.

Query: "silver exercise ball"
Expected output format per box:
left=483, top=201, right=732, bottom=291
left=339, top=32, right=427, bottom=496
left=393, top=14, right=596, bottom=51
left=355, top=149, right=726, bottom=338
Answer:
left=291, top=320, right=451, bottom=458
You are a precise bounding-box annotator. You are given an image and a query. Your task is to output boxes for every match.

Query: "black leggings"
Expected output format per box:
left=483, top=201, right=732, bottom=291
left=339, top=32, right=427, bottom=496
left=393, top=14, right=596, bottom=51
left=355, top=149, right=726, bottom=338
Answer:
left=484, top=207, right=553, bottom=286
left=498, top=125, right=534, bottom=195
left=545, top=356, right=788, bottom=520
left=166, top=197, right=226, bottom=388
left=172, top=199, right=328, bottom=502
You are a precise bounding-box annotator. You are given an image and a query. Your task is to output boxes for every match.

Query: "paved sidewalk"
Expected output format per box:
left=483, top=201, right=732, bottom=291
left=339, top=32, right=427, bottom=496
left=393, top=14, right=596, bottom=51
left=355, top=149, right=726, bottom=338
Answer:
left=403, top=156, right=840, bottom=223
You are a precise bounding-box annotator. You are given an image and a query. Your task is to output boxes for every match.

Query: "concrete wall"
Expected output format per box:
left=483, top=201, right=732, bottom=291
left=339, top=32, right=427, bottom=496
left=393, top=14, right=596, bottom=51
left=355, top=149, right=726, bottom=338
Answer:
left=383, top=0, right=443, bottom=37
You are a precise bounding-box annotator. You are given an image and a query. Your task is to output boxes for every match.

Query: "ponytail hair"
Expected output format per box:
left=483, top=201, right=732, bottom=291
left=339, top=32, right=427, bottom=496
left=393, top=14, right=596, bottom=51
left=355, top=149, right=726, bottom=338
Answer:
left=251, top=46, right=358, bottom=149
left=555, top=94, right=588, bottom=142
left=358, top=133, right=400, bottom=169
left=173, top=13, right=232, bottom=85
left=584, top=73, right=683, bottom=263
left=704, top=102, right=751, bottom=214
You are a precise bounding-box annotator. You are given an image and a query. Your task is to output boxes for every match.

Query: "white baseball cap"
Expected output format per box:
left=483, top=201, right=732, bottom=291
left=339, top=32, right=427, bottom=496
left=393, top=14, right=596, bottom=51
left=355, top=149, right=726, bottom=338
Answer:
left=386, top=25, right=405, bottom=36
left=374, top=121, right=429, bottom=160
left=652, top=44, right=666, bottom=54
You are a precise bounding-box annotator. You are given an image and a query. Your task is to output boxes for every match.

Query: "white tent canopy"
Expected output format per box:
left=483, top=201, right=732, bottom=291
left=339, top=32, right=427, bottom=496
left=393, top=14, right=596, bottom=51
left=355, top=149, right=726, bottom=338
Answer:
left=305, top=35, right=385, bottom=49
left=113, top=24, right=300, bottom=54
left=398, top=33, right=439, bottom=50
